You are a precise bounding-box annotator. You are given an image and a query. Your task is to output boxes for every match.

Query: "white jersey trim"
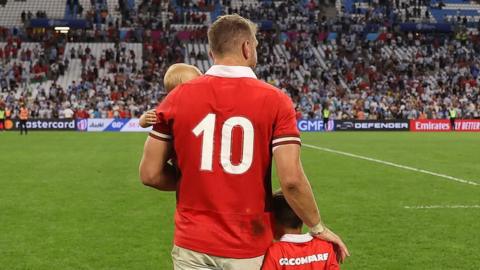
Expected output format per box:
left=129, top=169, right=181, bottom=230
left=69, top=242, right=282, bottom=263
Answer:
left=272, top=137, right=301, bottom=145
left=280, top=233, right=313, bottom=243
left=150, top=130, right=172, bottom=140
left=205, top=65, right=257, bottom=79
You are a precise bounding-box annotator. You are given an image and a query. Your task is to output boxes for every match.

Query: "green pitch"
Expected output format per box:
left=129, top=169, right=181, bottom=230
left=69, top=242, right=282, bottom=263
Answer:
left=0, top=131, right=479, bottom=270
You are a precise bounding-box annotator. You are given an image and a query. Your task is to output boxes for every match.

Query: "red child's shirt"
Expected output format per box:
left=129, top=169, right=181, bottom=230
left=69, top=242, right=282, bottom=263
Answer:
left=262, top=234, right=339, bottom=270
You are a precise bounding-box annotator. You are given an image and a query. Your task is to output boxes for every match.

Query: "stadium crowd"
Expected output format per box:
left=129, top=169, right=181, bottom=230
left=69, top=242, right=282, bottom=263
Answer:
left=0, top=0, right=479, bottom=120
left=230, top=0, right=480, bottom=119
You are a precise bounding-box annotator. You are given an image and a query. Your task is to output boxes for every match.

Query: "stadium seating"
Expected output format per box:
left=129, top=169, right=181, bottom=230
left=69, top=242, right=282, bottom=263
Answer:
left=76, top=0, right=94, bottom=17
left=0, top=0, right=479, bottom=120
left=230, top=0, right=259, bottom=9
left=0, top=0, right=66, bottom=27
left=185, top=43, right=212, bottom=73
left=58, top=42, right=143, bottom=88
left=105, top=0, right=122, bottom=22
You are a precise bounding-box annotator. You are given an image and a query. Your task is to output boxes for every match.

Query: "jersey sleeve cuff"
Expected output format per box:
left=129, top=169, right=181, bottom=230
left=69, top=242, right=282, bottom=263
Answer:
left=149, top=130, right=172, bottom=141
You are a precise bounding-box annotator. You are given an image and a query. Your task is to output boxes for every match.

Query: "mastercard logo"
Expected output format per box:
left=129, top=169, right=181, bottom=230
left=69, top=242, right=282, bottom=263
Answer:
left=5, top=120, right=13, bottom=130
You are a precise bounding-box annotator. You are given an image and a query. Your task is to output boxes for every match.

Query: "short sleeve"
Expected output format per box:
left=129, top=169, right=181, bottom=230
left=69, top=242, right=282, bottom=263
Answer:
left=149, top=92, right=175, bottom=141
left=260, top=247, right=279, bottom=270
left=272, top=92, right=301, bottom=151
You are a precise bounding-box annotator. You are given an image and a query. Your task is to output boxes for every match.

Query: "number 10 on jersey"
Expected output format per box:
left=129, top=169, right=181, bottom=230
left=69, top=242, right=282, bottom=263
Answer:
left=193, top=113, right=254, bottom=175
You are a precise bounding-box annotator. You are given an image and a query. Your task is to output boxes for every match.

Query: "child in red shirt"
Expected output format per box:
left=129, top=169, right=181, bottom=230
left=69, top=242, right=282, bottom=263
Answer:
left=261, top=191, right=340, bottom=270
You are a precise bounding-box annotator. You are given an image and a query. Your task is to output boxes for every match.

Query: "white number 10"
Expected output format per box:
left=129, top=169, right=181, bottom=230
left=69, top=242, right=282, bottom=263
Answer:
left=192, top=113, right=254, bottom=174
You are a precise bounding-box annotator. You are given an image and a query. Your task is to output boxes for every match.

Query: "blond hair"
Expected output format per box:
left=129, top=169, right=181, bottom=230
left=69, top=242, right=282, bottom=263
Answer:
left=163, top=63, right=202, bottom=92
left=208, top=14, right=257, bottom=58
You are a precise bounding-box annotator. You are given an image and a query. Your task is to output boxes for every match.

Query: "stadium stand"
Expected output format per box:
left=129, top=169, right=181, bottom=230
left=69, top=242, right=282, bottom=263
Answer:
left=0, top=0, right=478, bottom=120
left=0, top=0, right=66, bottom=27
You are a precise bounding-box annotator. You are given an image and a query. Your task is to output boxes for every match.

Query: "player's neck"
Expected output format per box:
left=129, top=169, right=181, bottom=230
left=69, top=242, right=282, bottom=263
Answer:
left=214, top=57, right=250, bottom=67
left=282, top=227, right=303, bottom=235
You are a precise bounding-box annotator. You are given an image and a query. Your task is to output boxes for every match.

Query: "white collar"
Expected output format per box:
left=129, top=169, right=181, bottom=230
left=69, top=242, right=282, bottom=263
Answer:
left=205, top=65, right=257, bottom=79
left=279, top=233, right=313, bottom=243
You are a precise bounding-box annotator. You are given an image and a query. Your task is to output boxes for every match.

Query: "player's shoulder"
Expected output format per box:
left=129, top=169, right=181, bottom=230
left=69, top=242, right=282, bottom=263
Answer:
left=174, top=74, right=290, bottom=101
left=245, top=79, right=294, bottom=105
left=165, top=75, right=207, bottom=100
left=184, top=74, right=211, bottom=85
left=246, top=78, right=284, bottom=93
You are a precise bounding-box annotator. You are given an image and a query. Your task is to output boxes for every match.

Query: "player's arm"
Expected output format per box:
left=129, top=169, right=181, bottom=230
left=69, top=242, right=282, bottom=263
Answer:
left=273, top=145, right=349, bottom=262
left=139, top=136, right=177, bottom=191
left=274, top=145, right=321, bottom=228
left=272, top=92, right=322, bottom=228
left=272, top=92, right=349, bottom=262
left=139, top=91, right=178, bottom=190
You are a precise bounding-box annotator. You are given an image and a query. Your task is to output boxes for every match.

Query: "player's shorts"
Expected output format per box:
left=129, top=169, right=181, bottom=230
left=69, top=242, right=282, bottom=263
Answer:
left=172, top=245, right=264, bottom=270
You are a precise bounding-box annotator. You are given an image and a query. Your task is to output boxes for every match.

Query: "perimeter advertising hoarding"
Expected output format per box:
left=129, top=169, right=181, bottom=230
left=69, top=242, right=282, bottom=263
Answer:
left=297, top=119, right=335, bottom=132
left=399, top=23, right=453, bottom=33
left=29, top=19, right=90, bottom=29
left=410, top=119, right=480, bottom=132
left=77, top=119, right=152, bottom=132
left=8, top=118, right=478, bottom=132
left=6, top=119, right=76, bottom=131
left=334, top=120, right=410, bottom=131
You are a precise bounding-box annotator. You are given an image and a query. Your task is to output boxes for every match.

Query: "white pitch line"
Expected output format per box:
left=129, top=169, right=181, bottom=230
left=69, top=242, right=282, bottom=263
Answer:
left=404, top=205, right=480, bottom=209
left=302, top=143, right=479, bottom=187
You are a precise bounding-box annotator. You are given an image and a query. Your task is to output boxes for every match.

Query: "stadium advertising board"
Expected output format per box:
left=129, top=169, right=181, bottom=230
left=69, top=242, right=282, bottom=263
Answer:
left=410, top=119, right=480, bottom=132
left=6, top=119, right=76, bottom=131
left=297, top=119, right=334, bottom=132
left=334, top=120, right=410, bottom=131
left=29, top=19, right=90, bottom=29
left=121, top=119, right=153, bottom=132
left=78, top=119, right=152, bottom=132
left=399, top=23, right=453, bottom=32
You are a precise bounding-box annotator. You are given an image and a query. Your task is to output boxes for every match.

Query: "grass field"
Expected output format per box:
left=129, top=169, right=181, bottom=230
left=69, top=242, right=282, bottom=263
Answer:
left=1, top=131, right=479, bottom=270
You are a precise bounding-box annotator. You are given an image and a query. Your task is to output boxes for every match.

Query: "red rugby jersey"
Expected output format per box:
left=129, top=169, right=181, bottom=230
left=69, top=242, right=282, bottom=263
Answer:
left=261, top=234, right=339, bottom=270
left=151, top=65, right=301, bottom=258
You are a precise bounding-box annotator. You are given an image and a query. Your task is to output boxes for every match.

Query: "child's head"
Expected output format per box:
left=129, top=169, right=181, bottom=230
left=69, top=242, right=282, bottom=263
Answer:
left=163, top=63, right=202, bottom=92
left=272, top=190, right=303, bottom=239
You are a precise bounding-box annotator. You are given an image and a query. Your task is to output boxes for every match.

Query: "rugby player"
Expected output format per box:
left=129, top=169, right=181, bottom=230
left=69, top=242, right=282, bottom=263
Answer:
left=139, top=14, right=348, bottom=270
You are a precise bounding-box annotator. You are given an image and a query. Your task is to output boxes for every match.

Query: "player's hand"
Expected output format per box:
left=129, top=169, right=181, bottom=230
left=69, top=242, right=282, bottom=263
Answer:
left=139, top=109, right=157, bottom=128
left=314, top=228, right=350, bottom=263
